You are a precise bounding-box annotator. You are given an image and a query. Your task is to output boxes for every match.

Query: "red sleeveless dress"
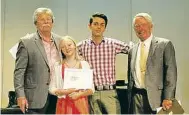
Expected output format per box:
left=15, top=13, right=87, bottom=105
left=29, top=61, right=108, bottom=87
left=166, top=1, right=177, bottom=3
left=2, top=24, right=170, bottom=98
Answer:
left=56, top=64, right=89, bottom=114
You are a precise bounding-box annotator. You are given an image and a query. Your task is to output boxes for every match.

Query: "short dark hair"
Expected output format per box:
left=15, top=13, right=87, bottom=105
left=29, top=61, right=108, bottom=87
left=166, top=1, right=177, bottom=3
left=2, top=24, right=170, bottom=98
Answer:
left=89, top=13, right=108, bottom=27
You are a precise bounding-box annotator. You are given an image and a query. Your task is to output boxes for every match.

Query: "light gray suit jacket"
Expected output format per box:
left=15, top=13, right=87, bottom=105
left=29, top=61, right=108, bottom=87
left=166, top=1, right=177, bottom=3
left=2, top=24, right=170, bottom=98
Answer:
left=14, top=32, right=61, bottom=108
left=127, top=36, right=177, bottom=111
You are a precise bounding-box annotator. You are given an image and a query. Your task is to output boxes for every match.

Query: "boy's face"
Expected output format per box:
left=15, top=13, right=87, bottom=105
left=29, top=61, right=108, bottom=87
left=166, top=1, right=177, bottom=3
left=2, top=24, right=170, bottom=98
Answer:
left=89, top=17, right=106, bottom=38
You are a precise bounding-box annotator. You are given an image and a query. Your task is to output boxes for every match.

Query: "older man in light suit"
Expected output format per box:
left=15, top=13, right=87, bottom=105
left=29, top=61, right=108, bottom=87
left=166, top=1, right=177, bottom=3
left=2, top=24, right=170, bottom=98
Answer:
left=14, top=8, right=61, bottom=114
left=127, top=13, right=177, bottom=114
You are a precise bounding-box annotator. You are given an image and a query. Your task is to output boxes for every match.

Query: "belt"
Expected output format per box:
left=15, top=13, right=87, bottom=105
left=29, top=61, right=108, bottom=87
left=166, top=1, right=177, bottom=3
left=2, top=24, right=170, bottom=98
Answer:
left=95, top=85, right=116, bottom=91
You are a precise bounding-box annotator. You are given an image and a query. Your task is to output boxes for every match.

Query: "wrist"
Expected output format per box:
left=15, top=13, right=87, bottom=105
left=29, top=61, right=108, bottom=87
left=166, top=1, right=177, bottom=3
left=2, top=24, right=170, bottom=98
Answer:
left=17, top=97, right=26, bottom=100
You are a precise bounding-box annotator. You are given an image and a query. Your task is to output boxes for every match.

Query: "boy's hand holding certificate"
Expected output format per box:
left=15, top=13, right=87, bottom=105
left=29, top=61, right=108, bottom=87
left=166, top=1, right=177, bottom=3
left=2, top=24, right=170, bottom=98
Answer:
left=63, top=68, right=93, bottom=89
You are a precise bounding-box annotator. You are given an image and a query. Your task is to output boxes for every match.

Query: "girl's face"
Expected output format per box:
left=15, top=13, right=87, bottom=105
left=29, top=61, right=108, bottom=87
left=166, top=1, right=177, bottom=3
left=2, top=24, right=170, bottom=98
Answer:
left=60, top=38, right=76, bottom=57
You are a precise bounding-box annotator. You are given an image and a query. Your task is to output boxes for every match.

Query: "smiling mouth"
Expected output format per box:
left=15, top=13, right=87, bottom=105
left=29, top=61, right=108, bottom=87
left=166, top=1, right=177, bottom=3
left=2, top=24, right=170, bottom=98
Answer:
left=66, top=50, right=71, bottom=53
left=137, top=31, right=143, bottom=35
left=43, top=26, right=51, bottom=29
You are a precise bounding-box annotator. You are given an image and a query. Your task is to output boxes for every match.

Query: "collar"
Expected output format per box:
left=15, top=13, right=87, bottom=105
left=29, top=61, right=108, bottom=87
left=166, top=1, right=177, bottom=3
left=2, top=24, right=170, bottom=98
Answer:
left=37, top=31, right=53, bottom=40
left=89, top=37, right=105, bottom=44
left=139, top=33, right=153, bottom=45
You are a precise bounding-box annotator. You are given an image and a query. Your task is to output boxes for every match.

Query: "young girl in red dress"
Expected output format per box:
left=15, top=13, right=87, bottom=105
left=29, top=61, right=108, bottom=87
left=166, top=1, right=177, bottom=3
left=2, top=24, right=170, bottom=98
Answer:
left=49, top=36, right=94, bottom=114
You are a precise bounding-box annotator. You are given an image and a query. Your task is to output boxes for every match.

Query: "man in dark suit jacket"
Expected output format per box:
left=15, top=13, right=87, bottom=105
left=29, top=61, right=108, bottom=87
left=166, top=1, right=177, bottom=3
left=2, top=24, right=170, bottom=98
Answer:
left=14, top=8, right=61, bottom=114
left=127, top=13, right=177, bottom=114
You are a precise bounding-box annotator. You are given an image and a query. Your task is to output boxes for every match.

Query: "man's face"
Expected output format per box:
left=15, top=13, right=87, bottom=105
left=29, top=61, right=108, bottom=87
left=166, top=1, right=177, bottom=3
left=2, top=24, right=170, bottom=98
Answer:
left=134, top=17, right=152, bottom=41
left=35, top=13, right=53, bottom=33
left=89, top=17, right=106, bottom=38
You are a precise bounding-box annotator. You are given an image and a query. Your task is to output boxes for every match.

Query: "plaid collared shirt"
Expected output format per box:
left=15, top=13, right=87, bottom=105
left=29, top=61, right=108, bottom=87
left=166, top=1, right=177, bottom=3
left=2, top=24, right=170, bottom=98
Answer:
left=77, top=37, right=129, bottom=86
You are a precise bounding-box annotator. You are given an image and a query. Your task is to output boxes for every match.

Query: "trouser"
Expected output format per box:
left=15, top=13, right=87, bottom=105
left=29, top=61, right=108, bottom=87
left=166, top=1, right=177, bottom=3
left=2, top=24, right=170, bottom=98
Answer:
left=89, top=90, right=121, bottom=114
left=130, top=87, right=156, bottom=114
left=26, top=93, right=57, bottom=114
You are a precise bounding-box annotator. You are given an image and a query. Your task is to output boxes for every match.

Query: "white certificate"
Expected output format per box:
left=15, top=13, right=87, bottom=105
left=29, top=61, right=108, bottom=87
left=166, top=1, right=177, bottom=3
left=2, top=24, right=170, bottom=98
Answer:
left=63, top=68, right=93, bottom=89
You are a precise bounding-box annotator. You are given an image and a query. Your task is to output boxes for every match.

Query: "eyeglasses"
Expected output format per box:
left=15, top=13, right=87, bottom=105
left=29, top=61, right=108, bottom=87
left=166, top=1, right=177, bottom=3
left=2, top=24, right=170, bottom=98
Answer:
left=37, top=18, right=52, bottom=23
left=134, top=23, right=148, bottom=28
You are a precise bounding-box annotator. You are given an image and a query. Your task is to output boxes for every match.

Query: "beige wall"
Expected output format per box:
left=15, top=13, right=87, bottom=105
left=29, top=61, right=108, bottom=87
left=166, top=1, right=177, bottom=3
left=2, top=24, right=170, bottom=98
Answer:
left=1, top=0, right=189, bottom=113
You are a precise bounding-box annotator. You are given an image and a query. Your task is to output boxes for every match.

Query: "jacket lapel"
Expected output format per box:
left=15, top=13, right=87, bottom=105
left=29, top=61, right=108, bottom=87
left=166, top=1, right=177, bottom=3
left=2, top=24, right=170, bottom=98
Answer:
left=34, top=32, right=49, bottom=68
left=146, top=36, right=158, bottom=65
left=52, top=34, right=60, bottom=51
left=131, top=37, right=158, bottom=76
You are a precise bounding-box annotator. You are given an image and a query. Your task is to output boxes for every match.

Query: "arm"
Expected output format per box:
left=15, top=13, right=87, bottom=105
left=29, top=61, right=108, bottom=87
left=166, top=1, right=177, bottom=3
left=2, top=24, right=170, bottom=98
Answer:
left=49, top=64, right=77, bottom=97
left=69, top=89, right=93, bottom=100
left=14, top=40, right=28, bottom=97
left=14, top=40, right=28, bottom=113
left=163, top=41, right=177, bottom=99
left=48, top=70, right=58, bottom=95
left=162, top=41, right=177, bottom=110
left=77, top=41, right=83, bottom=56
left=114, top=39, right=130, bottom=54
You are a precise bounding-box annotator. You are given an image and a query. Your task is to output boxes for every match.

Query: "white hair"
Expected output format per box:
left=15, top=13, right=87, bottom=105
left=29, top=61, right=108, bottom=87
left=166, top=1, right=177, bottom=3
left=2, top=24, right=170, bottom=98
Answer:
left=33, top=7, right=55, bottom=25
left=133, top=13, right=153, bottom=26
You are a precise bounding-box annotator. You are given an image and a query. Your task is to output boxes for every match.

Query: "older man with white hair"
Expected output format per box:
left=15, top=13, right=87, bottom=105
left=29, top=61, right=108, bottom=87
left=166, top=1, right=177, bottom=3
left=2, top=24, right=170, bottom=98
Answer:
left=127, top=13, right=177, bottom=114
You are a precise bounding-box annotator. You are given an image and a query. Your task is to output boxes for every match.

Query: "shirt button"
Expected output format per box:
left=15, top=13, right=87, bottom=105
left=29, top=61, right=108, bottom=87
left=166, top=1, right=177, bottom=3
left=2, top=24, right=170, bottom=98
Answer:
left=46, top=83, right=49, bottom=85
